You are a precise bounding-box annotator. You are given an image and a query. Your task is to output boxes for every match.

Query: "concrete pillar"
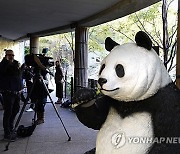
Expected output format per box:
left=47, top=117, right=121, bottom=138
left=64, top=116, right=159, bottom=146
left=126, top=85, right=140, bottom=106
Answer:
left=74, top=27, right=88, bottom=92
left=177, top=0, right=180, bottom=88
left=30, top=35, right=39, bottom=54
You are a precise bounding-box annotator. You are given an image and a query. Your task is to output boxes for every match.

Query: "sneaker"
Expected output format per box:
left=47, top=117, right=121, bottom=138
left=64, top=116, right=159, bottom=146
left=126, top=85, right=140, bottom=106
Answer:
left=26, top=108, right=34, bottom=112
left=4, top=134, right=17, bottom=142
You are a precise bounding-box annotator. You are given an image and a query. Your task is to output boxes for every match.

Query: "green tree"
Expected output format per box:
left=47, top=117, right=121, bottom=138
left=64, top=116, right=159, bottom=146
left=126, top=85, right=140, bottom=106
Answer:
left=24, top=46, right=30, bottom=55
left=88, top=0, right=177, bottom=73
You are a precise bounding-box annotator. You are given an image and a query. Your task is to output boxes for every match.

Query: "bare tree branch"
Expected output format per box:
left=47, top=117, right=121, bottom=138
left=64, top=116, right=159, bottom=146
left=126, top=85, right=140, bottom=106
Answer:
left=70, top=32, right=75, bottom=60
left=89, top=27, right=96, bottom=38
left=162, top=0, right=170, bottom=68
left=167, top=0, right=175, bottom=11
left=167, top=39, right=177, bottom=65
left=135, top=13, right=162, bottom=47
left=152, top=19, right=163, bottom=48
left=64, top=34, right=74, bottom=53
left=169, top=25, right=177, bottom=46
left=107, top=23, right=134, bottom=42
left=168, top=42, right=177, bottom=72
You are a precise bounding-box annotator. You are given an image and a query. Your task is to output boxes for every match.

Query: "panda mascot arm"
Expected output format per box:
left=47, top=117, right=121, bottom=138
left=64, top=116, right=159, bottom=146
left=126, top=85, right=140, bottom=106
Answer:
left=72, top=88, right=111, bottom=130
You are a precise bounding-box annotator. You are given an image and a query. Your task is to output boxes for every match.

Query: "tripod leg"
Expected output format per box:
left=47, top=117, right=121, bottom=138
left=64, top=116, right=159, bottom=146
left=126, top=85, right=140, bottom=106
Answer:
left=32, top=106, right=37, bottom=124
left=4, top=79, right=38, bottom=151
left=4, top=97, right=30, bottom=151
left=42, top=79, right=71, bottom=141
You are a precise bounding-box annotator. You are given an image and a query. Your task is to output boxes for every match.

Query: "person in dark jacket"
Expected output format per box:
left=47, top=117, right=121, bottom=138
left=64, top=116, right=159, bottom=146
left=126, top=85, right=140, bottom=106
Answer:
left=55, top=60, right=64, bottom=104
left=0, top=49, right=22, bottom=141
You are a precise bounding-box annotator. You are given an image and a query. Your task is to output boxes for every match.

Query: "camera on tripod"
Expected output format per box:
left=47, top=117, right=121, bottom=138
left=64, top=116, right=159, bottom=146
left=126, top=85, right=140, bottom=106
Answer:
left=25, top=48, right=54, bottom=68
left=23, top=48, right=54, bottom=104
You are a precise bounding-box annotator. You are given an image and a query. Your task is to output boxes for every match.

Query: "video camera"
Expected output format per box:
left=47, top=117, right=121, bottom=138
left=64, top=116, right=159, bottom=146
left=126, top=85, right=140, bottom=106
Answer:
left=25, top=48, right=54, bottom=68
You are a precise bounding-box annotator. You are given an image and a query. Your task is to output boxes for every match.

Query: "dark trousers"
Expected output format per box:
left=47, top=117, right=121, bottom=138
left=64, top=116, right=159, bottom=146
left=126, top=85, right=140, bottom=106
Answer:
left=2, top=92, right=20, bottom=135
left=34, top=98, right=46, bottom=113
left=56, top=83, right=63, bottom=99
left=31, top=79, right=47, bottom=113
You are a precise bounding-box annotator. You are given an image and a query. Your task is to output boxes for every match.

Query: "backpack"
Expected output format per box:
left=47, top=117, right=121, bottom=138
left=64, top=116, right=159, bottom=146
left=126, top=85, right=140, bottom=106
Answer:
left=17, top=124, right=36, bottom=137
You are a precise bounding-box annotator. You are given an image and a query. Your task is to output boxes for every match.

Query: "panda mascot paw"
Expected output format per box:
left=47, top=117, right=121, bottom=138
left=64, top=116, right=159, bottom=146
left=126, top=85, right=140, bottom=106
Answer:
left=73, top=88, right=109, bottom=131
left=74, top=31, right=180, bottom=154
left=72, top=88, right=97, bottom=109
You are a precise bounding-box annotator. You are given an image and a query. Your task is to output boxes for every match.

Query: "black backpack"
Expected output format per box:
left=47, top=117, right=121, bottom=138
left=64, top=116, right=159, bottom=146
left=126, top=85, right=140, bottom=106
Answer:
left=17, top=124, right=36, bottom=137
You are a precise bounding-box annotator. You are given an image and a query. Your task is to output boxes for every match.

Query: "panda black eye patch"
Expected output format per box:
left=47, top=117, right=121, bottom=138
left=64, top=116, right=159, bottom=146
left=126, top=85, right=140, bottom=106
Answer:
left=99, top=64, right=105, bottom=75
left=115, top=64, right=125, bottom=78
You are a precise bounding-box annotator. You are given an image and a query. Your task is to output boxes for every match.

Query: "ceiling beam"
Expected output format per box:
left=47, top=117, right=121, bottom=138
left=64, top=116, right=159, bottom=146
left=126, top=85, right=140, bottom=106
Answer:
left=15, top=0, right=160, bottom=41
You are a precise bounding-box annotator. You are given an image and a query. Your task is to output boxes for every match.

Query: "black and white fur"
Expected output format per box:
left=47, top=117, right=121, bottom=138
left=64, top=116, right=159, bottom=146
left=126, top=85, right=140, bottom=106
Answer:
left=74, top=31, right=180, bottom=154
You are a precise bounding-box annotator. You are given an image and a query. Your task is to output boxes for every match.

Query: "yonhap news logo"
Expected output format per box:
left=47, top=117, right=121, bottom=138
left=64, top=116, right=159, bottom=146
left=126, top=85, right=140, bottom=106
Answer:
left=111, top=132, right=126, bottom=148
left=111, top=132, right=180, bottom=149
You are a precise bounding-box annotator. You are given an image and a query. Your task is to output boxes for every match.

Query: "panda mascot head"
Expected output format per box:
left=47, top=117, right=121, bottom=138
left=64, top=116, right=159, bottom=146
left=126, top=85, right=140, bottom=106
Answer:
left=98, top=31, right=172, bottom=102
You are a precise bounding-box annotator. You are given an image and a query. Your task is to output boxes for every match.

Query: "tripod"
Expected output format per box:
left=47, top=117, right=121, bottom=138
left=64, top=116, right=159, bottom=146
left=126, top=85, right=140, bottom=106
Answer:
left=5, top=70, right=71, bottom=151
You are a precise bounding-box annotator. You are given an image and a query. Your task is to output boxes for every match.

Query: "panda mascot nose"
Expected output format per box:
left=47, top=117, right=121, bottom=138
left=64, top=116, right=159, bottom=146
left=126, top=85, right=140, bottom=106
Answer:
left=98, top=78, right=107, bottom=87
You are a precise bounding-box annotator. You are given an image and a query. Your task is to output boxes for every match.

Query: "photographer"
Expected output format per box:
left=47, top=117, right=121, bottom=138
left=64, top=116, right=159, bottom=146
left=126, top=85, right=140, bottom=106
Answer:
left=0, top=49, right=22, bottom=141
left=26, top=54, right=50, bottom=125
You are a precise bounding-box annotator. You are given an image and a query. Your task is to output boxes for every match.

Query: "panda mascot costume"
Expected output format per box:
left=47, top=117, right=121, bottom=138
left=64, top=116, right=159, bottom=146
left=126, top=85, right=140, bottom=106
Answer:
left=72, top=31, right=180, bottom=154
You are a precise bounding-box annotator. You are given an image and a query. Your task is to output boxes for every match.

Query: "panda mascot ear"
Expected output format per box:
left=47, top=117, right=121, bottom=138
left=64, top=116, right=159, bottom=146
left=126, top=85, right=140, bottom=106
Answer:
left=135, top=31, right=152, bottom=50
left=105, top=37, right=119, bottom=51
left=152, top=46, right=159, bottom=55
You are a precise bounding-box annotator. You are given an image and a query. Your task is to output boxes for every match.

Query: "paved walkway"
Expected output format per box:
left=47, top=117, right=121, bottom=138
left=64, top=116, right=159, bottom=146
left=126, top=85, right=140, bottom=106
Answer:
left=0, top=92, right=97, bottom=154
